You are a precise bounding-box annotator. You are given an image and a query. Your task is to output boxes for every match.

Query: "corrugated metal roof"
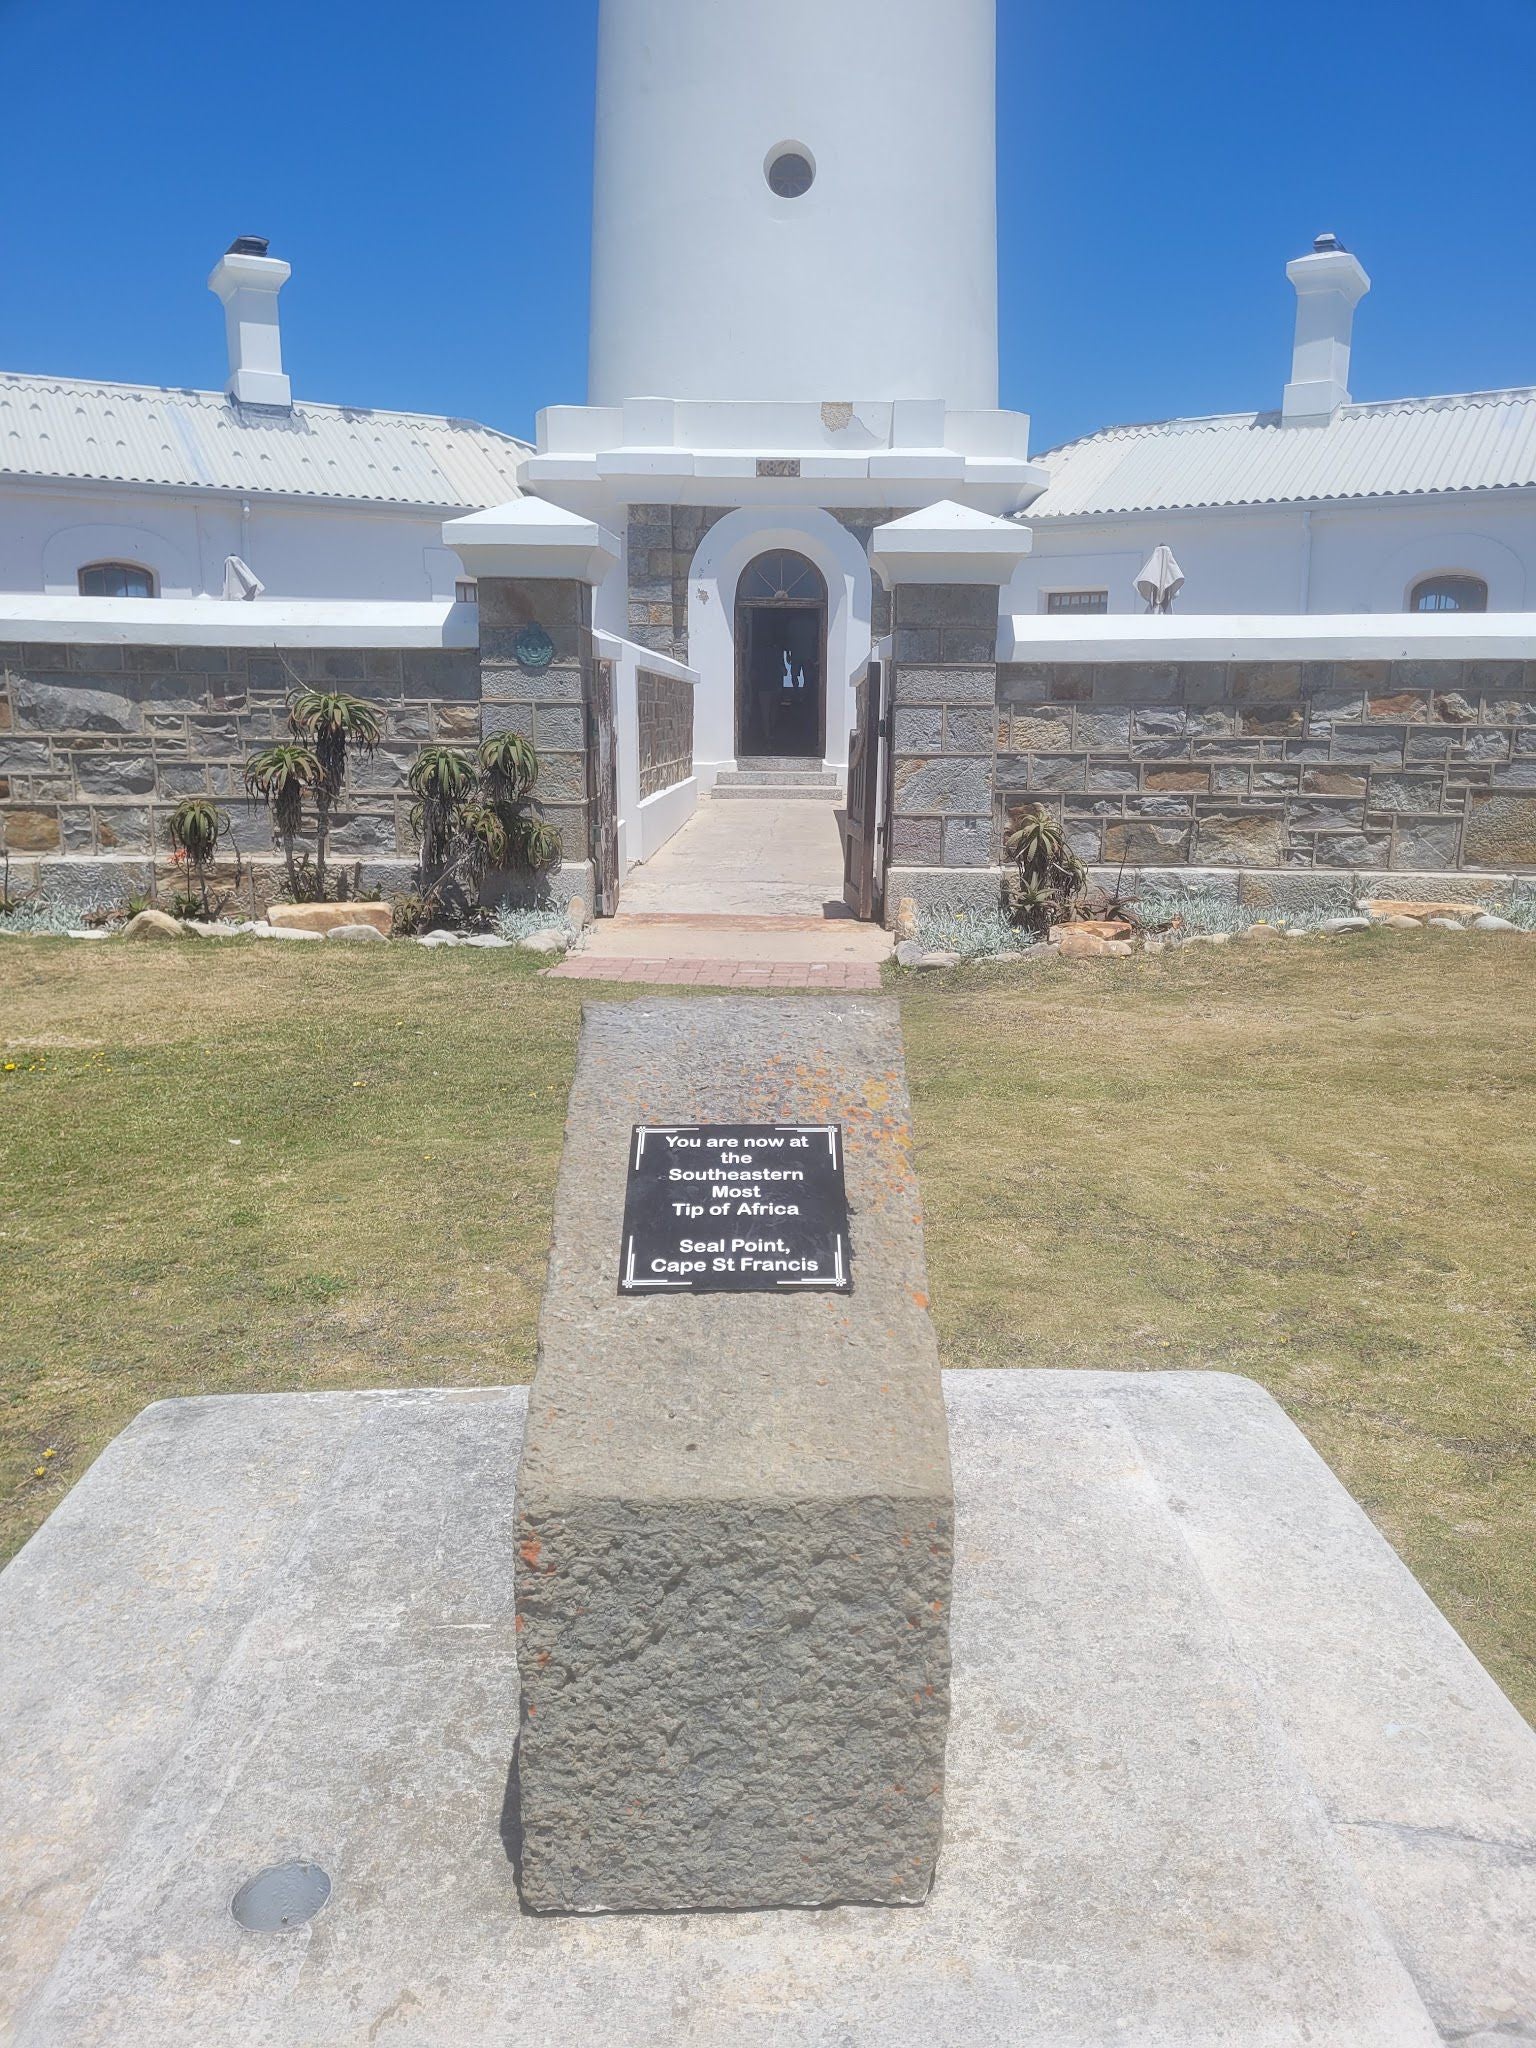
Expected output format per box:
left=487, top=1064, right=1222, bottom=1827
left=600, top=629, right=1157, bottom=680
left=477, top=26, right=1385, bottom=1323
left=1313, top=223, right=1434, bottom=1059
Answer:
left=0, top=372, right=530, bottom=508
left=1024, top=387, right=1536, bottom=521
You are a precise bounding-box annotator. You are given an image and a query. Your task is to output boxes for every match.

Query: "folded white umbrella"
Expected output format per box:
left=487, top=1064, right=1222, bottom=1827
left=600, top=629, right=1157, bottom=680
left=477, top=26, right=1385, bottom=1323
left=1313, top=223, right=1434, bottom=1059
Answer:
left=1135, top=544, right=1185, bottom=614
left=221, top=554, right=265, bottom=601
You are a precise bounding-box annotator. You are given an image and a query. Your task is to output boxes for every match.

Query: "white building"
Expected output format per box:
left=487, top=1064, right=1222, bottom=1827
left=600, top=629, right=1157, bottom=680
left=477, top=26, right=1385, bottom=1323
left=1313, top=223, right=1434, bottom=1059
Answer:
left=1012, top=241, right=1536, bottom=619
left=2, top=9, right=1532, bottom=784
left=2, top=0, right=1534, bottom=922
left=0, top=241, right=528, bottom=606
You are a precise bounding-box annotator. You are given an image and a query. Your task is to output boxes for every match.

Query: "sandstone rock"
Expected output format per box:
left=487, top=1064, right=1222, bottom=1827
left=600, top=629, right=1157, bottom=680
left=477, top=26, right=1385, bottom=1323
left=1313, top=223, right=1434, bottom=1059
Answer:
left=1320, top=917, right=1373, bottom=935
left=460, top=934, right=514, bottom=949
left=1427, top=918, right=1467, bottom=933
left=1472, top=915, right=1519, bottom=933
left=1358, top=899, right=1484, bottom=922
left=256, top=924, right=323, bottom=942
left=1383, top=915, right=1424, bottom=929
left=1243, top=924, right=1283, bottom=942
left=121, top=909, right=191, bottom=942
left=895, top=939, right=927, bottom=967
left=519, top=928, right=569, bottom=957
left=1058, top=930, right=1134, bottom=960
left=1050, top=919, right=1134, bottom=944
left=565, top=897, right=590, bottom=933
left=268, top=901, right=393, bottom=937
left=327, top=923, right=389, bottom=943
left=418, top=931, right=465, bottom=949
left=66, top=930, right=109, bottom=941
left=914, top=949, right=962, bottom=970
left=893, top=897, right=921, bottom=943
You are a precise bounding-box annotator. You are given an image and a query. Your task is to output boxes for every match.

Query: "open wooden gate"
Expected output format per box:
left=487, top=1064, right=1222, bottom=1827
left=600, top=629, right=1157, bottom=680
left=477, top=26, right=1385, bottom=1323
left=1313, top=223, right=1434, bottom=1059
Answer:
left=842, top=659, right=888, bottom=922
left=585, top=653, right=620, bottom=919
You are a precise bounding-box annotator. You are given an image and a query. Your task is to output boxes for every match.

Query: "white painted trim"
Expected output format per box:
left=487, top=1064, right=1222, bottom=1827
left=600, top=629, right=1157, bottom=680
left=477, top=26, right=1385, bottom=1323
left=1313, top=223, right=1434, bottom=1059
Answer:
left=634, top=778, right=698, bottom=865
left=686, top=506, right=874, bottom=775
left=1003, top=610, right=1536, bottom=663
left=594, top=632, right=699, bottom=687
left=0, top=595, right=479, bottom=648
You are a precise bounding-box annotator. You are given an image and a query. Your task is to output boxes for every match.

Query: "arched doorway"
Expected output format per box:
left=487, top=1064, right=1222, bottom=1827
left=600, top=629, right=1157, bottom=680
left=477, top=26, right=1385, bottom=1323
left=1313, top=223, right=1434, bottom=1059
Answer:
left=734, top=550, right=828, bottom=760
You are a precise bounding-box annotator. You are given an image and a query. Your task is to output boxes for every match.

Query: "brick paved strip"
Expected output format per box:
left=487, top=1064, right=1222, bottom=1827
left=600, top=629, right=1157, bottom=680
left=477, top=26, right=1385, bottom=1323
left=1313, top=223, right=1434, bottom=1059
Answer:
left=545, top=958, right=883, bottom=991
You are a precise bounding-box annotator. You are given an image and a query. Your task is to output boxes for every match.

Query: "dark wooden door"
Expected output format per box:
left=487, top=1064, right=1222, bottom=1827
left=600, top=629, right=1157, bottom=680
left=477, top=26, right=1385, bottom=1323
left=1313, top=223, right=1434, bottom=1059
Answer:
left=585, top=655, right=620, bottom=918
left=842, top=659, right=885, bottom=922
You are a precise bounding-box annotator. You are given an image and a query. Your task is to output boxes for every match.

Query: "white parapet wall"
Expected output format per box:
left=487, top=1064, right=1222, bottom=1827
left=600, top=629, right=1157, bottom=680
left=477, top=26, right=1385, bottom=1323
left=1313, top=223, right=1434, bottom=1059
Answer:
left=597, top=631, right=701, bottom=874
left=0, top=594, right=480, bottom=649
left=1001, top=608, right=1536, bottom=664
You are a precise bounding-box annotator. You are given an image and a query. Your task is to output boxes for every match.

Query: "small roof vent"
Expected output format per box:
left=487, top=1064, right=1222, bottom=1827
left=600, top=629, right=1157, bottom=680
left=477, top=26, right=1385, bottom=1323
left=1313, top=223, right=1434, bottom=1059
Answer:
left=1313, top=231, right=1345, bottom=253
left=228, top=235, right=271, bottom=257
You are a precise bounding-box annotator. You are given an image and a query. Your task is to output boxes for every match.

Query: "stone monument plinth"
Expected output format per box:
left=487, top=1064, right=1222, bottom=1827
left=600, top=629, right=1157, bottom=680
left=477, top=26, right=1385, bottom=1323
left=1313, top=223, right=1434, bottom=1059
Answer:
left=513, top=996, right=954, bottom=1913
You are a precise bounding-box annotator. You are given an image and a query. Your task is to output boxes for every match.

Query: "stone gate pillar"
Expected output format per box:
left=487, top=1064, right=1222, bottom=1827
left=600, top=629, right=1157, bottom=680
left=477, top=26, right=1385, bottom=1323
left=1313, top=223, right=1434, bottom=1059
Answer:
left=442, top=498, right=620, bottom=909
left=871, top=502, right=1032, bottom=923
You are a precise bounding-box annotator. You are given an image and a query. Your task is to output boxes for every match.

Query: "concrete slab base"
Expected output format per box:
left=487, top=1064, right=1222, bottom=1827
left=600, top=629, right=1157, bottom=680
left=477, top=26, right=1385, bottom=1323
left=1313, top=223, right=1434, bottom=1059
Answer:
left=3, top=1373, right=1533, bottom=2045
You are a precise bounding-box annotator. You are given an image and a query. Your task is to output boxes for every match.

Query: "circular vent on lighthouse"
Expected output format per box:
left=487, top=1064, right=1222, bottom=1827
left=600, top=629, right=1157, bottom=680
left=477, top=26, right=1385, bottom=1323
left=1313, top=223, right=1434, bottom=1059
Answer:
left=766, top=146, right=816, bottom=199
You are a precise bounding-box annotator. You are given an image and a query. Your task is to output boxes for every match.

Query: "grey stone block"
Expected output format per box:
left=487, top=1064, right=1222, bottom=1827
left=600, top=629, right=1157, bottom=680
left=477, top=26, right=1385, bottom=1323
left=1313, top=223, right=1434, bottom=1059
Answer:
left=515, top=999, right=953, bottom=1914
left=893, top=706, right=943, bottom=753
left=14, top=677, right=140, bottom=734
left=73, top=753, right=156, bottom=798
left=943, top=704, right=997, bottom=753
left=892, top=664, right=996, bottom=706
left=1392, top=818, right=1465, bottom=870
left=883, top=863, right=1005, bottom=920
left=893, top=754, right=994, bottom=815
left=943, top=815, right=995, bottom=866
left=534, top=704, right=586, bottom=752
left=893, top=584, right=999, bottom=629
left=889, top=816, right=943, bottom=865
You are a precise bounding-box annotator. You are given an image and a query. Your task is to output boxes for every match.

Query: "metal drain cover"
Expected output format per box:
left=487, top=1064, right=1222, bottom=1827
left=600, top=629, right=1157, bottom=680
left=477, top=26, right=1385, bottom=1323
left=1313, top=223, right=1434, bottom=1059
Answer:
left=231, top=1861, right=332, bottom=1932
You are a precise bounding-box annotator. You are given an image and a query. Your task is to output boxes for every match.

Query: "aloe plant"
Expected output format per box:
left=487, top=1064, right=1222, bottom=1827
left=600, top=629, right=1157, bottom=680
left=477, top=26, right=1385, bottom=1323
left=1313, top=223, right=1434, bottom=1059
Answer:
left=404, top=732, right=561, bottom=928
left=244, top=743, right=322, bottom=896
left=165, top=797, right=231, bottom=918
left=1003, top=803, right=1086, bottom=934
left=285, top=690, right=383, bottom=899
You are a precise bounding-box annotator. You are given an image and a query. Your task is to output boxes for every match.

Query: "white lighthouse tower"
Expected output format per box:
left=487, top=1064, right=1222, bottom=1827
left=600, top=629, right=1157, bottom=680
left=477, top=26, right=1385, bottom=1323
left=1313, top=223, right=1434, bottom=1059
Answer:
left=588, top=0, right=1001, bottom=410
left=452, top=0, right=1040, bottom=836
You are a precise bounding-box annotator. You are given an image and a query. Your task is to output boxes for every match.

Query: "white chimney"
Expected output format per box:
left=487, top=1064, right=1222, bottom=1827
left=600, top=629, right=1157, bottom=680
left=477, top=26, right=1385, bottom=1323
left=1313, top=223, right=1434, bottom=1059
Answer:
left=208, top=237, right=292, bottom=409
left=1282, top=233, right=1371, bottom=425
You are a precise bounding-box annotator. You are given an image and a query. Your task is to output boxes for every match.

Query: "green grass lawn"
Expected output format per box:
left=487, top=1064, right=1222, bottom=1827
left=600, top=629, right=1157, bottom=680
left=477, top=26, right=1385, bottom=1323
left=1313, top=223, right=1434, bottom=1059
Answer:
left=2, top=932, right=1533, bottom=1719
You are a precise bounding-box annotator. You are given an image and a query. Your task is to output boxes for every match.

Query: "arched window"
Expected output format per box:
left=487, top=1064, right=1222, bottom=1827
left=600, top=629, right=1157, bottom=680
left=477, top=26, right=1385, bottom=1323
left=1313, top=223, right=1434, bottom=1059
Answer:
left=1410, top=573, right=1488, bottom=614
left=78, top=561, right=155, bottom=599
left=737, top=551, right=825, bottom=604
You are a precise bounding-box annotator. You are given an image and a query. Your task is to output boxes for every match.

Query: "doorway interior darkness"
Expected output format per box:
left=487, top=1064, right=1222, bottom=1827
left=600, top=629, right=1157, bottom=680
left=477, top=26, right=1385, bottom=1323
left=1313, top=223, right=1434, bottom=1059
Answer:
left=735, top=550, right=828, bottom=759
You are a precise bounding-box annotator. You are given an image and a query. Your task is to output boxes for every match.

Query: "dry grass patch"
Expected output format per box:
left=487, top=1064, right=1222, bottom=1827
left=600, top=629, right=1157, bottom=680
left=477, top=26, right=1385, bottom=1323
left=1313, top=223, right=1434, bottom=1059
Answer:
left=900, top=934, right=1536, bottom=1723
left=0, top=939, right=598, bottom=1563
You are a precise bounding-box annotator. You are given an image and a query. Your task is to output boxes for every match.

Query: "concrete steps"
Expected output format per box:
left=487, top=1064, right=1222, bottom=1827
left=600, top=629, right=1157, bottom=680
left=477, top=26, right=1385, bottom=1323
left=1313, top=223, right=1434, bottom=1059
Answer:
left=713, top=765, right=844, bottom=803
left=713, top=762, right=841, bottom=798
left=712, top=784, right=845, bottom=802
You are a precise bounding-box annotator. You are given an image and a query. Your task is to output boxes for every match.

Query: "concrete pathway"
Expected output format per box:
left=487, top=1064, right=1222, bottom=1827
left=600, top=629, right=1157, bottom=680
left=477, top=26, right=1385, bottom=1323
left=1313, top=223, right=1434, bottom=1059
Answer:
left=551, top=796, right=892, bottom=988
left=615, top=796, right=850, bottom=919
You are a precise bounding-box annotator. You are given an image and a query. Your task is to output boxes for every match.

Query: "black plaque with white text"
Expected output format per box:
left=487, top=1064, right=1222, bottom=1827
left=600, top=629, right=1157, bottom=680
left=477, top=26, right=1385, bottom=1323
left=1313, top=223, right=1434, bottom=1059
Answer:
left=618, top=1124, right=852, bottom=1295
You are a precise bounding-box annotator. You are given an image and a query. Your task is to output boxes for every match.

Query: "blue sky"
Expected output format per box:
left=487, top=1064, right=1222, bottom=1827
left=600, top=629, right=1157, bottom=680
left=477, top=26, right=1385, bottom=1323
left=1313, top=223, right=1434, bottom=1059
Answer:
left=3, top=0, right=1533, bottom=455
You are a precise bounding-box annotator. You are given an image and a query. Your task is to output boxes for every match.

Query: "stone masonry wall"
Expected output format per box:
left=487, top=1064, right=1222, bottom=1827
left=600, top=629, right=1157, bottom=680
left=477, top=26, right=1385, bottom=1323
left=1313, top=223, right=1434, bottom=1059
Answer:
left=0, top=639, right=479, bottom=895
left=995, top=657, right=1536, bottom=873
left=637, top=668, right=694, bottom=800
left=626, top=506, right=730, bottom=663
left=473, top=577, right=594, bottom=867
left=887, top=584, right=1002, bottom=870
